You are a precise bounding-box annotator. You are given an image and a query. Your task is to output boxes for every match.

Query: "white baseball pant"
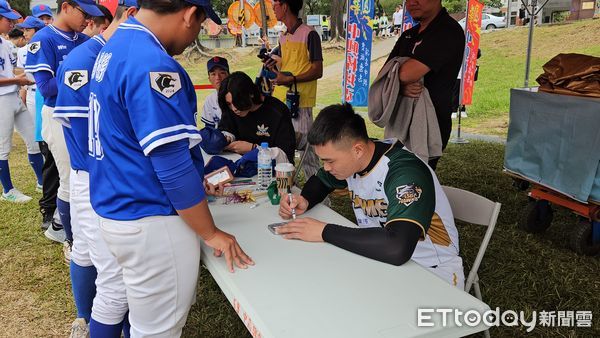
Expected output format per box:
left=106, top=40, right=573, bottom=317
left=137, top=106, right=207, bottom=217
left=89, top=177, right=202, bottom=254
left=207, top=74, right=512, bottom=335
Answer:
left=25, top=87, right=36, bottom=123
left=0, top=92, right=40, bottom=160
left=426, top=255, right=465, bottom=290
left=100, top=215, right=201, bottom=337
left=70, top=170, right=128, bottom=324
left=41, top=105, right=70, bottom=201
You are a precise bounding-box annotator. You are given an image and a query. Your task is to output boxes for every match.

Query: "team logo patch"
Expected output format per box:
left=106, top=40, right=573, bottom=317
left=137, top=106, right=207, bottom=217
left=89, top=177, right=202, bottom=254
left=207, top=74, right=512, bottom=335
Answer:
left=28, top=42, right=41, bottom=54
left=256, top=124, right=270, bottom=137
left=396, top=184, right=422, bottom=206
left=64, top=70, right=88, bottom=90
left=150, top=72, right=181, bottom=98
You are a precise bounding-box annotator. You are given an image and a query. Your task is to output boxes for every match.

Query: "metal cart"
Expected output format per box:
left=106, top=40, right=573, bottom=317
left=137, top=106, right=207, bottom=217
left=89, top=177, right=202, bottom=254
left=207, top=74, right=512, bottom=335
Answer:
left=504, top=89, right=600, bottom=255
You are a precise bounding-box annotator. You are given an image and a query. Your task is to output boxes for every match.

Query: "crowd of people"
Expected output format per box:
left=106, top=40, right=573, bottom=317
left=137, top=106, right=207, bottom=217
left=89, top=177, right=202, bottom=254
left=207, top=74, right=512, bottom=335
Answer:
left=0, top=0, right=466, bottom=336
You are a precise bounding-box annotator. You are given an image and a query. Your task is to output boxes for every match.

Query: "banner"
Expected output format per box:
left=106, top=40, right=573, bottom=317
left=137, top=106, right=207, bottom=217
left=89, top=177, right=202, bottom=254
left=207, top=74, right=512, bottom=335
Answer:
left=98, top=0, right=118, bottom=15
left=400, top=0, right=417, bottom=34
left=342, top=0, right=374, bottom=107
left=460, top=0, right=484, bottom=105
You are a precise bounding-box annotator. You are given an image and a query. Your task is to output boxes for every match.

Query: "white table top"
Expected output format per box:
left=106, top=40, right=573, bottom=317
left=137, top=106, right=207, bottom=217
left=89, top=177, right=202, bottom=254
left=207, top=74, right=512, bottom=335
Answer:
left=202, top=201, right=490, bottom=338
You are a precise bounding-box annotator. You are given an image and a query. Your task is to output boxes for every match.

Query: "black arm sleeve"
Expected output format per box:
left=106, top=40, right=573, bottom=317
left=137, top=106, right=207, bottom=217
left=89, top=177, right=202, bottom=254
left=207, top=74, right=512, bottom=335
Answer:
left=321, top=220, right=422, bottom=266
left=301, top=175, right=335, bottom=210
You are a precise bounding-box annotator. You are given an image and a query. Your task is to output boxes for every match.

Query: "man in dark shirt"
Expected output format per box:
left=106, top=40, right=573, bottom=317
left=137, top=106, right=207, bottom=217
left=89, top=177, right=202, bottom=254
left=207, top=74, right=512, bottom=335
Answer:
left=218, top=72, right=296, bottom=163
left=385, top=0, right=465, bottom=170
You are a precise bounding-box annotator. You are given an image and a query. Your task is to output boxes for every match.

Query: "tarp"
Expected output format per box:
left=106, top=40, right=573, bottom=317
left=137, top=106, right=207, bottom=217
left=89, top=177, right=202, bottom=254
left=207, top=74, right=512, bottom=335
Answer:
left=504, top=89, right=600, bottom=203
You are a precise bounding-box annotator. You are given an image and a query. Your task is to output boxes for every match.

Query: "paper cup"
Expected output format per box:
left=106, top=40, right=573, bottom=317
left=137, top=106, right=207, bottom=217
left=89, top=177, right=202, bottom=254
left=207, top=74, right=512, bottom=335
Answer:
left=275, top=163, right=295, bottom=195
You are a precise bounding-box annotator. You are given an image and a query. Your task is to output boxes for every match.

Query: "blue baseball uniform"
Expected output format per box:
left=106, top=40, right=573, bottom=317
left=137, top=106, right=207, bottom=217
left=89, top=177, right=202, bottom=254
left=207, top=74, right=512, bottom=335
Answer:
left=25, top=25, right=90, bottom=243
left=55, top=35, right=103, bottom=171
left=25, top=25, right=89, bottom=107
left=89, top=17, right=204, bottom=220
left=54, top=33, right=129, bottom=328
left=88, top=17, right=207, bottom=336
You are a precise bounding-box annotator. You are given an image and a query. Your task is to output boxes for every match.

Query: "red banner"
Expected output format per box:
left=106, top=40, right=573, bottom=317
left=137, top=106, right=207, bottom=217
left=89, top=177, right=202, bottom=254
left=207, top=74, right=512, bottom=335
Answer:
left=460, top=0, right=484, bottom=105
left=98, top=0, right=119, bottom=16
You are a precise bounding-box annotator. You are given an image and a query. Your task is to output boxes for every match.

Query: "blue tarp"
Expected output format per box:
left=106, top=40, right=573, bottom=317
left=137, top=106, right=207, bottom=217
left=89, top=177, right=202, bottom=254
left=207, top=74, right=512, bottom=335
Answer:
left=504, top=89, right=600, bottom=203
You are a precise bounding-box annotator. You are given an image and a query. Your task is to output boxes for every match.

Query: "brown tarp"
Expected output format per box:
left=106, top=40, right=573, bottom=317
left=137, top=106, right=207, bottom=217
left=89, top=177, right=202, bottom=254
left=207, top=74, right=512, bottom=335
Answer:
left=536, top=53, right=600, bottom=98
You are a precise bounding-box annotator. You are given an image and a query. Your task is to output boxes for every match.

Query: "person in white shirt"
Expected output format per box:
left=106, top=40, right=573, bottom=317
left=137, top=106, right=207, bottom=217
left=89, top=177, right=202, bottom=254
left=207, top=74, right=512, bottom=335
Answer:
left=379, top=12, right=390, bottom=37
left=201, top=56, right=229, bottom=128
left=0, top=3, right=42, bottom=203
left=392, top=5, right=404, bottom=35
left=16, top=16, right=46, bottom=122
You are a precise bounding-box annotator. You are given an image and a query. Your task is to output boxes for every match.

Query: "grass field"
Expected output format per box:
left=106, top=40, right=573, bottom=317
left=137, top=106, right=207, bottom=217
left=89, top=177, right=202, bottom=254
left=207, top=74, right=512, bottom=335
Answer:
left=1, top=19, right=599, bottom=337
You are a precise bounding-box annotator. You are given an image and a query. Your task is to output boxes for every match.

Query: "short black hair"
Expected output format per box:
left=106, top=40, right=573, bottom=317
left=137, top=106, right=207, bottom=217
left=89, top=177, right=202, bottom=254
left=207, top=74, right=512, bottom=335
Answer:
left=218, top=71, right=262, bottom=112
left=58, top=0, right=78, bottom=14
left=8, top=28, right=24, bottom=39
left=138, top=0, right=203, bottom=17
left=308, top=103, right=369, bottom=146
left=93, top=4, right=114, bottom=24
left=281, top=0, right=303, bottom=17
left=114, top=3, right=131, bottom=20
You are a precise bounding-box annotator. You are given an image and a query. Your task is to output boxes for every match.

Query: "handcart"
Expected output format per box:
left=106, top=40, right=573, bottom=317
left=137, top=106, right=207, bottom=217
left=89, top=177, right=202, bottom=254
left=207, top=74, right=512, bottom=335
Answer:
left=504, top=89, right=600, bottom=255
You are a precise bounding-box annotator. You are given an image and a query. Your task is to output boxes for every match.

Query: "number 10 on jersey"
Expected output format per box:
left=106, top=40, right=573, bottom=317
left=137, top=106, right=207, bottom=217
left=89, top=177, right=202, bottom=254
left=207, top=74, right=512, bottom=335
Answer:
left=88, top=92, right=104, bottom=160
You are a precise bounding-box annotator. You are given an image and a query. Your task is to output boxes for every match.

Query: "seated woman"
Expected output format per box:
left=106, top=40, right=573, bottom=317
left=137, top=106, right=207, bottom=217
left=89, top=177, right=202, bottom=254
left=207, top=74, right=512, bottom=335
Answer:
left=218, top=71, right=296, bottom=163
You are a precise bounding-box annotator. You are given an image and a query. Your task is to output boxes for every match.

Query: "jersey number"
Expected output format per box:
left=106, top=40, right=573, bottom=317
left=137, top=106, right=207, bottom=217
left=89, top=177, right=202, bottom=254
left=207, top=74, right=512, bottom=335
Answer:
left=88, top=93, right=104, bottom=160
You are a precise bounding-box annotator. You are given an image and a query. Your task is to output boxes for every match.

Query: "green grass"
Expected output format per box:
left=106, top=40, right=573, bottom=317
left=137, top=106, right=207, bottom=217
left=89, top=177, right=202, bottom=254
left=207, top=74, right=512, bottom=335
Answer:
left=1, top=136, right=598, bottom=337
left=463, top=19, right=600, bottom=135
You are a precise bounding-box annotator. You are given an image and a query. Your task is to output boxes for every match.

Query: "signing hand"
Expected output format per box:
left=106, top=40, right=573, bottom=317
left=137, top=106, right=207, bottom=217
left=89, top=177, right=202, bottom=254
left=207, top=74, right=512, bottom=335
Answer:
left=225, top=140, right=254, bottom=154
left=401, top=82, right=423, bottom=98
left=278, top=193, right=309, bottom=220
left=275, top=217, right=326, bottom=242
left=205, top=229, right=254, bottom=273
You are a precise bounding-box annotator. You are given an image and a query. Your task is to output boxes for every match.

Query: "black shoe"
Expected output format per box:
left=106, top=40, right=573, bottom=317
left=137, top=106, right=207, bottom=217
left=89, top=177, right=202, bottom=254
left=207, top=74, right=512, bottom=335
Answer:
left=40, top=208, right=54, bottom=230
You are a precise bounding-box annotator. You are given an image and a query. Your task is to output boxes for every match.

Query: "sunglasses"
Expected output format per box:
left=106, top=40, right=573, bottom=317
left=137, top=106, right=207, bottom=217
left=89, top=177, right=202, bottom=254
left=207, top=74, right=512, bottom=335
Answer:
left=73, top=6, right=92, bottom=20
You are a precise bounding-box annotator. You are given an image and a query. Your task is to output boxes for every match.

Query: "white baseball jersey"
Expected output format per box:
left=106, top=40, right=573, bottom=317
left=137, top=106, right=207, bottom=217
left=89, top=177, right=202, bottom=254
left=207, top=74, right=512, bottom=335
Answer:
left=201, top=91, right=222, bottom=128
left=0, top=37, right=18, bottom=95
left=316, top=140, right=460, bottom=268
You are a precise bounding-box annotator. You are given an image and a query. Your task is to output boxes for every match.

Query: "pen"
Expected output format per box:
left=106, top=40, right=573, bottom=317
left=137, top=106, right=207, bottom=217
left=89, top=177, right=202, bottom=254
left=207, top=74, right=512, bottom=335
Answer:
left=287, top=187, right=296, bottom=220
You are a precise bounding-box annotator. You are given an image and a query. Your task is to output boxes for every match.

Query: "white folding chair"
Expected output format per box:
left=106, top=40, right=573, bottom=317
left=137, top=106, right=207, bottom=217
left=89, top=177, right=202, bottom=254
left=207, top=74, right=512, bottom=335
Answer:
left=442, top=186, right=501, bottom=338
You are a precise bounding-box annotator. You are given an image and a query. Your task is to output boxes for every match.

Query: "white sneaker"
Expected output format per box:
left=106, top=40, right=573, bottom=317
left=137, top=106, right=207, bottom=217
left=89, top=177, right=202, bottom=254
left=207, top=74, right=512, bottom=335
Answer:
left=44, top=224, right=66, bottom=243
left=1, top=188, right=32, bottom=203
left=70, top=318, right=89, bottom=338
left=35, top=183, right=43, bottom=192
left=63, top=241, right=72, bottom=266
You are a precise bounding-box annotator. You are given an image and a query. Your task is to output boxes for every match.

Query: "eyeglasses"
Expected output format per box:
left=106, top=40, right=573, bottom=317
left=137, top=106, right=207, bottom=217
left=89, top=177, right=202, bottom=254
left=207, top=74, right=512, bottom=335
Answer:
left=74, top=6, right=92, bottom=20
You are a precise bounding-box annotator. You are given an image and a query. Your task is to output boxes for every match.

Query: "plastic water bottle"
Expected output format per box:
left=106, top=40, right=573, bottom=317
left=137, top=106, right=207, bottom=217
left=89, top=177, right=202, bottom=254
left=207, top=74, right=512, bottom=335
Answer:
left=257, top=142, right=272, bottom=191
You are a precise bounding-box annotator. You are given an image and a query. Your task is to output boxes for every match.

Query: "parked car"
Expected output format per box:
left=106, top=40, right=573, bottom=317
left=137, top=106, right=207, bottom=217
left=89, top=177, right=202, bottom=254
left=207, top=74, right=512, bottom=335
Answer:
left=459, top=14, right=506, bottom=30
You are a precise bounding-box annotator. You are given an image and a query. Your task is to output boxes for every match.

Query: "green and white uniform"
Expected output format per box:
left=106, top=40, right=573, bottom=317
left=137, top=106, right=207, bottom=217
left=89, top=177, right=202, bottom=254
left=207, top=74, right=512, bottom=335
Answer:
left=316, top=140, right=464, bottom=287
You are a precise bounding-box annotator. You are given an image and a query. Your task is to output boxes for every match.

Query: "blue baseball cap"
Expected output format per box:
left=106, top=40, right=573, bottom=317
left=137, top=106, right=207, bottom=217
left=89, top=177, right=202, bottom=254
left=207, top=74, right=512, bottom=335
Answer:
left=207, top=56, right=229, bottom=73
left=185, top=0, right=221, bottom=25
left=16, top=16, right=46, bottom=30
left=31, top=4, right=53, bottom=18
left=72, top=0, right=104, bottom=17
left=118, top=0, right=139, bottom=8
left=0, top=1, right=22, bottom=20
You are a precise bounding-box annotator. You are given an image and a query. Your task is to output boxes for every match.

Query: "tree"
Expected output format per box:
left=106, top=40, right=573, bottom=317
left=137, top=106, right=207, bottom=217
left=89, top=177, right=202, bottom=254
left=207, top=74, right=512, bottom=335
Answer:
left=442, top=0, right=466, bottom=14
left=329, top=0, right=345, bottom=40
left=11, top=0, right=31, bottom=17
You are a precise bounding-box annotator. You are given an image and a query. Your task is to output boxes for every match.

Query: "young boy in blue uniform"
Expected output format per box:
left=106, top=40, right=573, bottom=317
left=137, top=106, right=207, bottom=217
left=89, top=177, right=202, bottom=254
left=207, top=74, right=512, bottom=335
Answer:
left=25, top=0, right=103, bottom=250
left=87, top=0, right=254, bottom=335
left=55, top=1, right=139, bottom=335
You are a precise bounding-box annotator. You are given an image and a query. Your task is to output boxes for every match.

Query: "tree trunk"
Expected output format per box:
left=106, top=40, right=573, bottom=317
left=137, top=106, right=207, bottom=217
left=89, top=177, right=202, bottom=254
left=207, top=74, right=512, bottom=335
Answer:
left=330, top=0, right=345, bottom=40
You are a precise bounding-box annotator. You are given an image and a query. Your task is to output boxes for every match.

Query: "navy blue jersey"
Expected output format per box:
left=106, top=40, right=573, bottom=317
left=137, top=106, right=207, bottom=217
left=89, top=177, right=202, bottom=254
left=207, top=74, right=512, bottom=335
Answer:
left=88, top=17, right=204, bottom=220
left=55, top=35, right=106, bottom=171
left=25, top=25, right=89, bottom=107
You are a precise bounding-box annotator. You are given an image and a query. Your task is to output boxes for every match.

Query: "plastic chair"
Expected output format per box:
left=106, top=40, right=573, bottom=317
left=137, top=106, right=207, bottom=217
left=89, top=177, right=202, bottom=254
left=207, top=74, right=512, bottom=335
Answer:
left=442, top=186, right=501, bottom=338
